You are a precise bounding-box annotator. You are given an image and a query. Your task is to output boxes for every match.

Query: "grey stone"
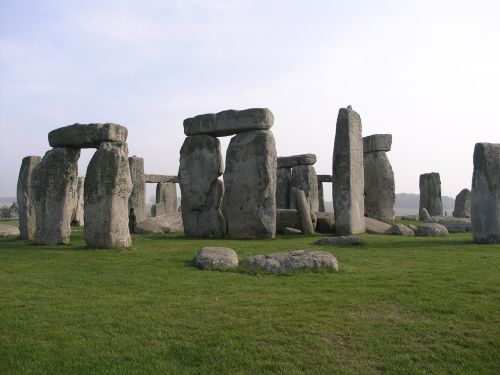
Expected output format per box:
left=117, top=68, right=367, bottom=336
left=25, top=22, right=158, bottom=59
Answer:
left=284, top=227, right=302, bottom=235
left=420, top=208, right=431, bottom=220
left=314, top=236, right=361, bottom=245
left=71, top=177, right=85, bottom=226
left=294, top=188, right=314, bottom=235
left=224, top=130, right=277, bottom=239
left=136, top=213, right=183, bottom=234
left=128, top=156, right=146, bottom=222
left=276, top=168, right=291, bottom=209
left=16, top=155, right=41, bottom=240
left=408, top=224, right=418, bottom=231
left=388, top=224, right=415, bottom=236
left=179, top=135, right=226, bottom=238
left=277, top=154, right=317, bottom=169
left=419, top=173, right=443, bottom=219
left=151, top=203, right=164, bottom=217
left=31, top=148, right=79, bottom=245
left=453, top=188, right=471, bottom=218
left=242, top=250, right=338, bottom=274
left=400, top=215, right=419, bottom=221
left=144, top=174, right=179, bottom=184
left=471, top=143, right=500, bottom=243
left=426, top=216, right=471, bottom=233
left=156, top=182, right=177, bottom=215
left=48, top=123, right=127, bottom=148
left=134, top=220, right=164, bottom=234
left=365, top=216, right=392, bottom=234
left=276, top=209, right=301, bottom=233
left=0, top=224, right=20, bottom=237
left=318, top=181, right=325, bottom=212
left=332, top=106, right=365, bottom=235
left=84, top=142, right=132, bottom=248
left=364, top=151, right=395, bottom=224
left=317, top=174, right=333, bottom=183
left=315, top=212, right=335, bottom=233
left=415, top=223, right=449, bottom=236
left=363, top=134, right=392, bottom=153
left=195, top=247, right=238, bottom=270
left=184, top=108, right=273, bottom=137
left=290, top=165, right=319, bottom=212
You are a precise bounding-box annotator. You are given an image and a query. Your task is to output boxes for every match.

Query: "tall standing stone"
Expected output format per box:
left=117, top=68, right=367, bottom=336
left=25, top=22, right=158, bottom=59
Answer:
left=471, top=143, right=500, bottom=244
left=419, top=172, right=443, bottom=220
left=156, top=182, right=177, bottom=215
left=276, top=168, right=291, bottom=209
left=332, top=106, right=365, bottom=235
left=225, top=130, right=277, bottom=239
left=290, top=165, right=319, bottom=212
left=31, top=148, right=80, bottom=245
left=16, top=156, right=41, bottom=240
left=453, top=188, right=471, bottom=218
left=128, top=156, right=146, bottom=223
left=72, top=177, right=85, bottom=226
left=84, top=142, right=132, bottom=248
left=179, top=135, right=226, bottom=238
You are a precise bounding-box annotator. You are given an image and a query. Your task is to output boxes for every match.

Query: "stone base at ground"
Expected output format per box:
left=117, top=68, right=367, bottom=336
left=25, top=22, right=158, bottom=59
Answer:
left=315, top=212, right=335, bottom=233
left=415, top=223, right=449, bottom=236
left=426, top=216, right=471, bottom=233
left=195, top=247, right=239, bottom=270
left=388, top=224, right=415, bottom=236
left=365, top=217, right=392, bottom=234
left=135, top=213, right=184, bottom=234
left=284, top=227, right=302, bottom=235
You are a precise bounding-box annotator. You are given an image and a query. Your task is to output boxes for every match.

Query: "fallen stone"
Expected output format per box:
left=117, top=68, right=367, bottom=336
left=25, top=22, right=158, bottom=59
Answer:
left=48, top=123, right=127, bottom=148
left=16, top=155, right=41, bottom=240
left=408, top=224, right=418, bottom=231
left=314, top=236, right=361, bottom=246
left=400, top=215, right=418, bottom=221
left=419, top=172, right=443, bottom=219
left=290, top=165, right=319, bottom=212
left=195, top=247, right=238, bottom=270
left=388, top=224, right=415, bottom=236
left=277, top=154, right=317, bottom=169
left=426, top=216, right=471, bottom=233
left=415, top=223, right=449, bottom=236
left=284, top=227, right=302, bottom=235
left=365, top=216, right=392, bottom=234
left=0, top=224, right=20, bottom=237
left=453, top=188, right=471, bottom=218
left=135, top=213, right=183, bottom=234
left=276, top=167, right=291, bottom=209
left=128, top=156, right=146, bottom=223
left=363, top=134, right=392, bottom=153
left=315, top=212, right=335, bottom=233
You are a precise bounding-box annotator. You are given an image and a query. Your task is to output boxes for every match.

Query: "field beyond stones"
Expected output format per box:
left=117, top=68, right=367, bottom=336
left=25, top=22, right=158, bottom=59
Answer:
left=0, top=220, right=499, bottom=374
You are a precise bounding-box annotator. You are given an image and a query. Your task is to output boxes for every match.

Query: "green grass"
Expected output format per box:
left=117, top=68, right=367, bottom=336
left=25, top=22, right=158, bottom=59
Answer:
left=0, top=225, right=499, bottom=374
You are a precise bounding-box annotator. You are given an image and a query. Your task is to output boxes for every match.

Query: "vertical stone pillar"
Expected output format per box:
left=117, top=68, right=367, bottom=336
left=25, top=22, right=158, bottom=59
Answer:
left=276, top=167, right=291, bottom=209
left=332, top=106, right=365, bottom=235
left=72, top=177, right=85, bottom=226
left=84, top=142, right=132, bottom=248
left=471, top=143, right=500, bottom=243
left=128, top=156, right=146, bottom=223
left=225, top=130, right=277, bottom=239
left=156, top=182, right=177, bottom=215
left=318, top=182, right=325, bottom=212
left=31, top=148, right=80, bottom=245
left=419, top=172, right=443, bottom=220
left=16, top=155, right=41, bottom=240
left=453, top=188, right=471, bottom=218
left=290, top=165, right=319, bottom=212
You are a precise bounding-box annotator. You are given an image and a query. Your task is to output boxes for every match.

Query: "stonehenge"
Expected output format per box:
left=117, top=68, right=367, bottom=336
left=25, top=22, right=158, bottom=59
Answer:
left=48, top=123, right=128, bottom=148
left=128, top=156, right=146, bottom=223
left=419, top=172, right=443, bottom=220
left=453, top=188, right=471, bottom=218
left=317, top=174, right=332, bottom=213
left=155, top=182, right=177, bottom=215
left=16, top=156, right=41, bottom=240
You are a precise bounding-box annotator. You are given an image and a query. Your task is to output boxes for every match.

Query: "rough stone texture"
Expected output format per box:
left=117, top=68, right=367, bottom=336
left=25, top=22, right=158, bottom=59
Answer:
left=276, top=168, right=291, bottom=209
left=48, top=123, right=127, bottom=148
left=242, top=250, right=338, bottom=274
left=179, top=135, right=226, bottom=238
left=453, top=188, right=471, bottom=218
left=408, top=224, right=418, bottom=231
left=16, top=155, right=41, bottom=240
left=317, top=174, right=333, bottom=183
left=365, top=217, right=392, bottom=234
left=363, top=134, right=392, bottom=153
left=134, top=220, right=165, bottom=234
left=400, top=215, right=418, bottom=221
left=290, top=165, right=319, bottom=212
left=332, top=106, right=365, bottom=235
left=276, top=209, right=301, bottom=233
left=195, top=247, right=239, bottom=270
left=363, top=150, right=395, bottom=224
left=318, top=182, right=325, bottom=212
left=471, top=143, right=500, bottom=243
left=135, top=213, right=183, bottom=234
left=224, top=130, right=277, bottom=239
left=315, top=212, right=335, bottom=233
left=0, top=224, right=20, bottom=237
left=156, top=182, right=177, bottom=215
left=184, top=108, right=273, bottom=137
left=84, top=142, right=132, bottom=248
left=284, top=227, right=302, bottom=235
left=128, top=156, right=146, bottom=222
left=420, top=208, right=431, bottom=220
left=426, top=216, right=471, bottom=233
left=144, top=174, right=179, bottom=184
left=71, top=177, right=85, bottom=226
left=314, top=236, right=361, bottom=246
left=388, top=224, right=415, bottom=236
left=294, top=188, right=314, bottom=235
left=415, top=223, right=449, bottom=236
left=419, top=172, right=443, bottom=220
left=277, top=154, right=317, bottom=169
left=31, top=148, right=80, bottom=245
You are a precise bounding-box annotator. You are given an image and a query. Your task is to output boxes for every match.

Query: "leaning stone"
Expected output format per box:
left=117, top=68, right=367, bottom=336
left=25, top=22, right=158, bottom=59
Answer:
left=364, top=150, right=395, bottom=223
left=363, top=134, right=392, bottom=153
left=314, top=236, right=361, bottom=246
left=284, top=227, right=302, bottom=235
left=453, top=188, right=471, bottom=218
left=294, top=188, right=314, bottom=235
left=407, top=224, right=418, bottom=231
left=315, top=212, right=335, bottom=233
left=419, top=172, right=443, bottom=219
left=276, top=168, right=291, bottom=209
left=195, top=247, right=238, bottom=270
left=48, top=123, right=127, bottom=148
left=84, top=142, right=132, bottom=248
left=184, top=108, right=273, bottom=137
left=332, top=106, right=365, bottom=235
left=290, top=165, right=319, bottom=212
left=426, top=216, right=471, bottom=233
left=365, top=217, right=392, bottom=234
left=241, top=250, right=338, bottom=274
left=0, top=224, right=20, bottom=237
left=128, top=156, right=146, bottom=222
left=156, top=182, right=177, bottom=214
left=16, top=155, right=41, bottom=240
left=277, top=154, right=317, bottom=169
left=71, top=177, right=85, bottom=226
left=388, top=224, right=415, bottom=236
left=31, top=147, right=80, bottom=245
left=415, top=223, right=449, bottom=236
left=420, top=208, right=431, bottom=220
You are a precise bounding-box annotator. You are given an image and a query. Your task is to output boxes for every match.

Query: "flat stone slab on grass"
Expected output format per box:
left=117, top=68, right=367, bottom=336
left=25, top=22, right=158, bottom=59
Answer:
left=315, top=236, right=361, bottom=246
left=388, top=224, right=415, bottom=236
left=284, top=227, right=302, bottom=235
left=241, top=250, right=338, bottom=274
left=426, top=216, right=471, bottom=233
left=0, top=224, right=20, bottom=237
left=195, top=247, right=239, bottom=270
left=277, top=154, right=317, bottom=168
left=135, top=213, right=184, bottom=234
left=365, top=217, right=392, bottom=234
left=415, top=223, right=449, bottom=236
left=48, top=123, right=128, bottom=148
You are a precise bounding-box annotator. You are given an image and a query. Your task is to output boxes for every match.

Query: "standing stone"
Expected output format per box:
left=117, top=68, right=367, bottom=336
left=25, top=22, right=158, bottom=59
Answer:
left=471, top=143, right=500, bottom=244
left=17, top=156, right=41, bottom=240
left=290, top=165, right=319, bottom=212
left=84, top=142, right=132, bottom=248
left=453, top=188, right=471, bottom=218
left=294, top=188, right=314, bottom=235
left=72, top=177, right=85, bottom=226
left=156, top=182, right=177, bottom=215
left=419, top=172, right=443, bottom=219
left=31, top=148, right=80, bottom=245
left=276, top=168, right=291, bottom=209
left=179, top=135, right=226, bottom=238
left=332, top=106, right=365, bottom=235
left=128, top=156, right=146, bottom=223
left=224, top=130, right=277, bottom=239
left=318, top=181, right=325, bottom=212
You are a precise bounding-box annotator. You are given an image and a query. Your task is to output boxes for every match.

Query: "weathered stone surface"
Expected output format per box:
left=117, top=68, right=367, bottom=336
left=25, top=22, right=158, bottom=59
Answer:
left=363, top=134, right=392, bottom=153
left=135, top=213, right=183, bottom=234
left=0, top=224, right=20, bottom=237
left=144, top=174, right=179, bottom=184
left=290, top=165, right=319, bottom=212
left=364, top=151, right=395, bottom=223
left=31, top=148, right=79, bottom=245
left=315, top=212, right=335, bottom=233
left=332, top=106, right=365, bottom=235
left=284, top=227, right=302, bottom=235
left=453, top=188, right=471, bottom=218
left=179, top=135, right=226, bottom=238
left=426, top=216, right=471, bottom=233
left=134, top=220, right=164, bottom=234
left=156, top=182, right=177, bottom=215
left=224, top=130, right=277, bottom=239
left=388, top=224, right=415, bottom=236
left=315, top=236, right=361, bottom=245
left=415, top=223, right=449, bottom=236
left=471, top=143, right=500, bottom=243
left=276, top=209, right=301, bottom=233
left=128, top=156, right=146, bottom=222
left=17, top=155, right=41, bottom=240
left=242, top=250, right=338, bottom=274
left=84, top=142, right=132, bottom=248
left=318, top=182, right=325, bottom=212
left=317, top=174, right=333, bottom=183
left=71, top=177, right=85, bottom=226
left=419, top=173, right=443, bottom=219
left=276, top=168, right=291, bottom=209
left=365, top=217, right=392, bottom=234
left=184, top=108, right=273, bottom=137
left=277, top=154, right=317, bottom=169
left=294, top=188, right=314, bottom=235
left=48, top=123, right=127, bottom=148
left=400, top=215, right=418, bottom=221
left=420, top=208, right=431, bottom=220
left=195, top=247, right=238, bottom=270
left=408, top=224, right=418, bottom=231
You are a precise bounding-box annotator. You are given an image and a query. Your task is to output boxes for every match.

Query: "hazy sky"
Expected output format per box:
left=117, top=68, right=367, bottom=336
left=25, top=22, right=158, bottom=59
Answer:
left=1, top=0, right=499, bottom=200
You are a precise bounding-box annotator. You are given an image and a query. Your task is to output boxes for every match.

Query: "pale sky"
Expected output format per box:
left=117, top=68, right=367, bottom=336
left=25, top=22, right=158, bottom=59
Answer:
left=1, top=0, right=499, bottom=200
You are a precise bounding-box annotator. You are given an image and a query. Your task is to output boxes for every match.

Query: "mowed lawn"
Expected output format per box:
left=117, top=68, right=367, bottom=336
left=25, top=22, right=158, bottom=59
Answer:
left=0, top=221, right=499, bottom=374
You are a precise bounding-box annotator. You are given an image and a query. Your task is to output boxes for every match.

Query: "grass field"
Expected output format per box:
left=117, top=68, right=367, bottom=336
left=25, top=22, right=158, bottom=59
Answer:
left=0, top=221, right=499, bottom=374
